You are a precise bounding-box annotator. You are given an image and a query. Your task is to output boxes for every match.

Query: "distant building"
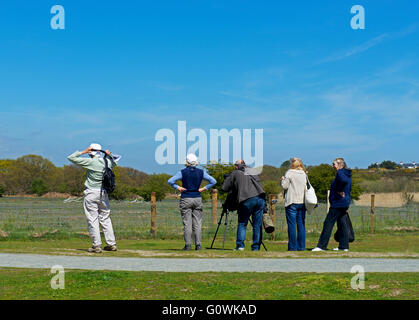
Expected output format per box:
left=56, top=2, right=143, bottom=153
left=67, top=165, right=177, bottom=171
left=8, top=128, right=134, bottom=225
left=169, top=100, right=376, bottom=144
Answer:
left=399, top=162, right=417, bottom=169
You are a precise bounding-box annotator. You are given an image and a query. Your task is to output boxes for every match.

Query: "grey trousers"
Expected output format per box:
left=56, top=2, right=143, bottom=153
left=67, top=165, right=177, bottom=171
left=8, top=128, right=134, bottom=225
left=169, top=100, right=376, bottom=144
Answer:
left=179, top=197, right=203, bottom=246
left=83, top=188, right=116, bottom=247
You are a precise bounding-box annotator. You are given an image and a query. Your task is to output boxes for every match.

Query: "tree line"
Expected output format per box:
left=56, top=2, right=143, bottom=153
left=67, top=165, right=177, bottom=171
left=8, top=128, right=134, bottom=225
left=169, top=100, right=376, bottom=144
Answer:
left=0, top=155, right=367, bottom=202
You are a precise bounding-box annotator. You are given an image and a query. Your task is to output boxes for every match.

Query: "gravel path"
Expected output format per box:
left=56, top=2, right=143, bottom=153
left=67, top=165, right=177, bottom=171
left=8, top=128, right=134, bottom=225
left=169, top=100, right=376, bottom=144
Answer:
left=1, top=253, right=418, bottom=272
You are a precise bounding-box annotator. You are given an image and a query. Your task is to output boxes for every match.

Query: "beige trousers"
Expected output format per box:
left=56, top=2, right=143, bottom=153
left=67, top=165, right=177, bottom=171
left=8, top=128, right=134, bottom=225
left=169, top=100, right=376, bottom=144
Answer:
left=83, top=188, right=116, bottom=247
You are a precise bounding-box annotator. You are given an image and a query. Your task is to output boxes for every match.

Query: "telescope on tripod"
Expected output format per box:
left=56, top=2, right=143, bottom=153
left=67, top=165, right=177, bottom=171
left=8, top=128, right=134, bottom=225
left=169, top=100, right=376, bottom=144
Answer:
left=209, top=192, right=273, bottom=251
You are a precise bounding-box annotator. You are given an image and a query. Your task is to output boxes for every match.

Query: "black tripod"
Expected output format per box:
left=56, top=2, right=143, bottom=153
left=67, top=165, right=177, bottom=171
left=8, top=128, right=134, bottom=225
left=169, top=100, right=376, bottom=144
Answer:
left=210, top=207, right=231, bottom=250
left=210, top=207, right=268, bottom=251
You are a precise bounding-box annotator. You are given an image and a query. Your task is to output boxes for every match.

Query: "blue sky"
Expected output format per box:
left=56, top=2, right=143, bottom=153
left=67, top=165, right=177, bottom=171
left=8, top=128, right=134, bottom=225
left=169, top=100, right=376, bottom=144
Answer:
left=0, top=0, right=418, bottom=174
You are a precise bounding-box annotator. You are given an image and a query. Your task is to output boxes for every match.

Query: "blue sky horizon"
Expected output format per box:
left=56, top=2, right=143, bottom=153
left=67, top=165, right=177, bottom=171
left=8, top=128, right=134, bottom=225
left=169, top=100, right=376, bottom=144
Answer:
left=0, top=1, right=418, bottom=174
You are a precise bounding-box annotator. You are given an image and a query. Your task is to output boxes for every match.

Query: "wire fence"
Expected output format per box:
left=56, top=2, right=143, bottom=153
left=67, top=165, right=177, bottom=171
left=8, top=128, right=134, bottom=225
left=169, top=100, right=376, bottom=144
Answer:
left=0, top=196, right=418, bottom=241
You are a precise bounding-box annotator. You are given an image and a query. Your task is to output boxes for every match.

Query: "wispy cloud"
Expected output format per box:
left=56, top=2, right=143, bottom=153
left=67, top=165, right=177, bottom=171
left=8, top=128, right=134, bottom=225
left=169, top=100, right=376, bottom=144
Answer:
left=319, top=34, right=388, bottom=64
left=318, top=24, right=418, bottom=64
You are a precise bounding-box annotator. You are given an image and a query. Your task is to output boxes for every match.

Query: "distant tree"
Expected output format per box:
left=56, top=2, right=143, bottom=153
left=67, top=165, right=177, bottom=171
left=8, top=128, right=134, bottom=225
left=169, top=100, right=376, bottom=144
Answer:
left=350, top=182, right=363, bottom=201
left=137, top=173, right=172, bottom=201
left=308, top=164, right=362, bottom=202
left=62, top=165, right=85, bottom=195
left=379, top=160, right=398, bottom=170
left=368, top=162, right=379, bottom=169
left=306, top=164, right=336, bottom=202
left=262, top=180, right=280, bottom=197
left=259, top=165, right=282, bottom=184
left=114, top=166, right=148, bottom=188
left=202, top=161, right=235, bottom=200
left=31, top=178, right=49, bottom=196
left=110, top=184, right=137, bottom=200
left=280, top=160, right=291, bottom=168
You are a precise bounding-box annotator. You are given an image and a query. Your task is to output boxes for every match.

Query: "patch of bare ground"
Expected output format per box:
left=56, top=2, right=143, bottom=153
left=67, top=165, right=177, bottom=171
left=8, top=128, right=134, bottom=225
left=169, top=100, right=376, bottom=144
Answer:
left=384, top=226, right=419, bottom=232
left=355, top=192, right=419, bottom=207
left=0, top=229, right=9, bottom=238
left=41, top=192, right=73, bottom=199
left=45, top=249, right=419, bottom=258
left=32, top=229, right=58, bottom=238
left=386, top=289, right=405, bottom=297
left=368, top=285, right=381, bottom=289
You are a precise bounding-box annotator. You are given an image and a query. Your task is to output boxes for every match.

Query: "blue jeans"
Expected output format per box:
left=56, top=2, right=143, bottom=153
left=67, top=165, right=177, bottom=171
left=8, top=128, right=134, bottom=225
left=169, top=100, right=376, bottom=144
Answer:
left=317, top=207, right=349, bottom=250
left=236, top=196, right=265, bottom=251
left=285, top=203, right=306, bottom=251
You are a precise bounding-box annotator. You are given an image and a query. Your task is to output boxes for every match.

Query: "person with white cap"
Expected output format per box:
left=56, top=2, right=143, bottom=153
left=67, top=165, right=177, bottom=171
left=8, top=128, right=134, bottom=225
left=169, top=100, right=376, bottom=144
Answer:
left=168, top=153, right=217, bottom=250
left=67, top=143, right=120, bottom=253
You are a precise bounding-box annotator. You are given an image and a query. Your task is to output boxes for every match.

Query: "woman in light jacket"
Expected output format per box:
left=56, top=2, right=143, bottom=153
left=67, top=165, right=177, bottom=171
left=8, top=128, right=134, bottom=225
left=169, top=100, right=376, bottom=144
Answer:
left=281, top=158, right=308, bottom=251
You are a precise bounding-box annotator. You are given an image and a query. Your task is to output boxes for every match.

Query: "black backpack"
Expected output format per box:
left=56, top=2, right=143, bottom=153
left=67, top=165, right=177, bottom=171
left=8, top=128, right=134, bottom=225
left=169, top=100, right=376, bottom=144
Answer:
left=100, top=152, right=116, bottom=195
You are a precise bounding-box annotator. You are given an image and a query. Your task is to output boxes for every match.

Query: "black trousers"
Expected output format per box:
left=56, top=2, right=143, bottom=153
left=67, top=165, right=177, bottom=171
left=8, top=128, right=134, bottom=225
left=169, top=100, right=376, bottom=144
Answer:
left=317, top=207, right=350, bottom=250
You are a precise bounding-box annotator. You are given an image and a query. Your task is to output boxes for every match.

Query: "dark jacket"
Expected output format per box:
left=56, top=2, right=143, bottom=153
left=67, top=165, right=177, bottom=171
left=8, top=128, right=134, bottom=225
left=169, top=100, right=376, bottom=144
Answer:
left=329, top=168, right=352, bottom=208
left=180, top=167, right=204, bottom=198
left=222, top=167, right=265, bottom=204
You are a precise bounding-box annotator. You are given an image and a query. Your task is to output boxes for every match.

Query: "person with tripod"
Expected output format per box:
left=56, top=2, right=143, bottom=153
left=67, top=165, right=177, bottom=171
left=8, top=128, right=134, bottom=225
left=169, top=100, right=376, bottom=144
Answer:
left=67, top=143, right=119, bottom=253
left=222, top=160, right=265, bottom=251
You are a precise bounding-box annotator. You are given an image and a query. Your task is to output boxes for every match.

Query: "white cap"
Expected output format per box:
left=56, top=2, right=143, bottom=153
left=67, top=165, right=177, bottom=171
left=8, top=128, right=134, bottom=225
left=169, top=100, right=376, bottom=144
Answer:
left=185, top=153, right=198, bottom=166
left=89, top=143, right=102, bottom=157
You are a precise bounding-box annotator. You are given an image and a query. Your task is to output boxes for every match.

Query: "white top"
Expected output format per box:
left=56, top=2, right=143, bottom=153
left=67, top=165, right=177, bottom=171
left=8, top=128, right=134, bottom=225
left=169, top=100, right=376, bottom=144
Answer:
left=281, top=169, right=307, bottom=207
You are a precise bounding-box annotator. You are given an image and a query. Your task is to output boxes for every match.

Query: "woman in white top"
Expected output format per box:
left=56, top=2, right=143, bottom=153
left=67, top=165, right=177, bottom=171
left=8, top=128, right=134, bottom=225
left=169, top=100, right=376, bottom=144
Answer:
left=281, top=158, right=308, bottom=251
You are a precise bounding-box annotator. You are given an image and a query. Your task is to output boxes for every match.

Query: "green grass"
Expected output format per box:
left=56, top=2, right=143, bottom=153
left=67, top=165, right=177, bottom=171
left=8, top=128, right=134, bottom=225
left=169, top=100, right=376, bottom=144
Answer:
left=0, top=197, right=418, bottom=241
left=0, top=268, right=417, bottom=300
left=0, top=233, right=418, bottom=258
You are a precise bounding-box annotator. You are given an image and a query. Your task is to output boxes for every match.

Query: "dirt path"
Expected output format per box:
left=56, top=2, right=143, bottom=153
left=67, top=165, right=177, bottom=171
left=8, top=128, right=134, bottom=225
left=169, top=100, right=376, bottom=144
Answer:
left=1, top=253, right=418, bottom=272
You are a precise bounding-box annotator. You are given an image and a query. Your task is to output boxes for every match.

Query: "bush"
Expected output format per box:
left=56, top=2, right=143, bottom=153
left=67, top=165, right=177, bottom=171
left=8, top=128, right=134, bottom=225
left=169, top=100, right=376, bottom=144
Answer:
left=308, top=164, right=362, bottom=201
left=202, top=162, right=235, bottom=200
left=31, top=179, right=49, bottom=196
left=0, top=185, right=4, bottom=197
left=307, top=164, right=336, bottom=202
left=137, top=173, right=172, bottom=201
left=380, top=160, right=398, bottom=170
left=262, top=180, right=281, bottom=197
left=109, top=184, right=137, bottom=200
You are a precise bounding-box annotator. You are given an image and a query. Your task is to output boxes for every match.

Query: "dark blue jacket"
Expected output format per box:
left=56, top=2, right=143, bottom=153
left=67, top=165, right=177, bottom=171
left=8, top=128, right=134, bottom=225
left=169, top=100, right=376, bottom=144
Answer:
left=329, top=168, right=352, bottom=208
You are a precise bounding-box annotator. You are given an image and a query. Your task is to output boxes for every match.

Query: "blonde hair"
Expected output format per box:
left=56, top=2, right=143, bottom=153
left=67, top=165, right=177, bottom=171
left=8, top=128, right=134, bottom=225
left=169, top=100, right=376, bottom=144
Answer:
left=333, top=158, right=347, bottom=169
left=290, top=157, right=307, bottom=172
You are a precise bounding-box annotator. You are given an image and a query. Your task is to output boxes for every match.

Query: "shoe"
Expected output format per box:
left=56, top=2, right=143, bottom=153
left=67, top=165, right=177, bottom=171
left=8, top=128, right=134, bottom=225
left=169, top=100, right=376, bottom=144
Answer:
left=234, top=247, right=244, bottom=251
left=182, top=245, right=192, bottom=251
left=195, top=245, right=202, bottom=250
left=103, top=245, right=117, bottom=251
left=311, top=247, right=324, bottom=252
left=333, top=248, right=349, bottom=252
left=87, top=246, right=102, bottom=253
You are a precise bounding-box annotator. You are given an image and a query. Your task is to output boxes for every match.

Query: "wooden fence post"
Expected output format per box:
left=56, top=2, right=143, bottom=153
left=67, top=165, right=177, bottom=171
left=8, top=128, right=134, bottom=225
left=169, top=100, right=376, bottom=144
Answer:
left=150, top=192, right=157, bottom=237
left=370, top=194, right=375, bottom=234
left=326, top=190, right=330, bottom=214
left=212, top=189, right=218, bottom=225
left=269, top=194, right=276, bottom=240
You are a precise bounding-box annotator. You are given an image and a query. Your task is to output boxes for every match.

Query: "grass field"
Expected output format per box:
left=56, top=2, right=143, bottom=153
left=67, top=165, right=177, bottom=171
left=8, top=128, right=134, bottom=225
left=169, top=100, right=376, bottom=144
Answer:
left=0, top=198, right=417, bottom=241
left=0, top=268, right=417, bottom=300
left=1, top=198, right=417, bottom=301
